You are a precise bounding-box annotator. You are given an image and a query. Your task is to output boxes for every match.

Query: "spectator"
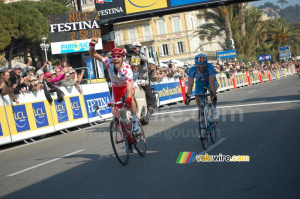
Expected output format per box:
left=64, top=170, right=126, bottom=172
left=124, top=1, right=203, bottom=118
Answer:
left=9, top=65, right=27, bottom=94
left=41, top=72, right=65, bottom=104
left=49, top=68, right=67, bottom=86
left=58, top=69, right=83, bottom=93
left=148, top=63, right=158, bottom=82
left=0, top=71, right=19, bottom=104
left=29, top=75, right=44, bottom=92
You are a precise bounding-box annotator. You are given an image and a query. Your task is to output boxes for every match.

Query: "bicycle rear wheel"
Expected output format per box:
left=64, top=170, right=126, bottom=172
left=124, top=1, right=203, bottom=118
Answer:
left=110, top=119, right=129, bottom=165
left=133, top=122, right=147, bottom=157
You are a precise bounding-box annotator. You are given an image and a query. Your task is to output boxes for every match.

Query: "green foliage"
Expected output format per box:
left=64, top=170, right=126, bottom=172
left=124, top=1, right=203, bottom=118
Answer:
left=277, top=0, right=288, bottom=8
left=197, top=3, right=300, bottom=61
left=259, top=2, right=280, bottom=10
left=279, top=5, right=300, bottom=23
left=0, top=1, right=72, bottom=64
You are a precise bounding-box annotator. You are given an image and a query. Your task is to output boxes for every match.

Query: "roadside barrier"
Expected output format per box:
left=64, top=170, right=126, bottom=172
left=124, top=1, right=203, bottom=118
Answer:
left=0, top=82, right=112, bottom=146
left=0, top=67, right=296, bottom=146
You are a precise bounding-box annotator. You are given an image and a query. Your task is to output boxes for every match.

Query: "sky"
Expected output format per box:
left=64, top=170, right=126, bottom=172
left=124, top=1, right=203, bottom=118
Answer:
left=249, top=0, right=299, bottom=7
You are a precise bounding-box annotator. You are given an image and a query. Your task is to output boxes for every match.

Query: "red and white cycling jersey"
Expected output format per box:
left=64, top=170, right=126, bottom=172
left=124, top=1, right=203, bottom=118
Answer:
left=102, top=57, right=133, bottom=87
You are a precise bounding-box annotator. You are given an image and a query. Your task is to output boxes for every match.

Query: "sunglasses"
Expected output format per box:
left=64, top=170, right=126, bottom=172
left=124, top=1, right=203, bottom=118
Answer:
left=112, top=55, right=123, bottom=58
left=196, top=64, right=206, bottom=68
left=46, top=76, right=51, bottom=79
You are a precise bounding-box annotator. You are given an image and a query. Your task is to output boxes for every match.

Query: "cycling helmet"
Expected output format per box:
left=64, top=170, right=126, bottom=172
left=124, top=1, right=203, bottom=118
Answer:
left=195, top=53, right=208, bottom=67
left=111, top=48, right=126, bottom=57
left=132, top=42, right=141, bottom=47
left=130, top=58, right=140, bottom=67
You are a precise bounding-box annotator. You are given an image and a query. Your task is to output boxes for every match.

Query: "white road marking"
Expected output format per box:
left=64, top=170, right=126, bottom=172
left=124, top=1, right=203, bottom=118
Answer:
left=153, top=100, right=300, bottom=116
left=0, top=122, right=109, bottom=154
left=248, top=90, right=257, bottom=94
left=0, top=138, right=52, bottom=154
left=192, top=138, right=227, bottom=162
left=7, top=149, right=85, bottom=177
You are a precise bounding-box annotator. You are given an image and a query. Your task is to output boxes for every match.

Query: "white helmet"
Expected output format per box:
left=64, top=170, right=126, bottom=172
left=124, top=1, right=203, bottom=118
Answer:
left=132, top=42, right=141, bottom=47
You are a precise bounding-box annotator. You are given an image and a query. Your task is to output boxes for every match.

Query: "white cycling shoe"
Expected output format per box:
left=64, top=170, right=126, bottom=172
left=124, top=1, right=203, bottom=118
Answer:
left=132, top=121, right=139, bottom=131
left=212, top=108, right=219, bottom=121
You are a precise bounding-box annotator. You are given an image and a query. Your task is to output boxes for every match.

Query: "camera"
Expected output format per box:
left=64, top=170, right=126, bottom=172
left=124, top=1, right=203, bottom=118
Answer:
left=168, top=60, right=173, bottom=68
left=125, top=44, right=137, bottom=57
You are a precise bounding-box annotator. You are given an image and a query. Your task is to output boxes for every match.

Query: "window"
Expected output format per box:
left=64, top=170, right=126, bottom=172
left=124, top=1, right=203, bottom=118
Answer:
left=128, top=26, right=137, bottom=44
left=147, top=46, right=155, bottom=58
left=172, top=16, right=182, bottom=33
left=159, top=44, right=171, bottom=56
left=114, top=29, right=123, bottom=45
left=81, top=0, right=87, bottom=5
left=157, top=19, right=167, bottom=35
left=143, top=24, right=153, bottom=41
left=174, top=41, right=186, bottom=54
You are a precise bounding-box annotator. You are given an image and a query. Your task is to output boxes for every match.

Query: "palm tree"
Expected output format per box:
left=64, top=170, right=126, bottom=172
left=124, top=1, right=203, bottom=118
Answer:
left=197, top=4, right=266, bottom=59
left=266, top=18, right=300, bottom=57
left=277, top=0, right=288, bottom=8
left=197, top=5, right=234, bottom=50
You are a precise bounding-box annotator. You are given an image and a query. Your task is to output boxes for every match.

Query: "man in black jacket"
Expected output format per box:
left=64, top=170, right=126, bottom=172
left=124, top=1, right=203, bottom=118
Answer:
left=9, top=65, right=27, bottom=94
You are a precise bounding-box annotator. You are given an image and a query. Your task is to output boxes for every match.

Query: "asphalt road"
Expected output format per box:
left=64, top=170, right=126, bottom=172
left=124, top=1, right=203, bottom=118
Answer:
left=0, top=75, right=299, bottom=199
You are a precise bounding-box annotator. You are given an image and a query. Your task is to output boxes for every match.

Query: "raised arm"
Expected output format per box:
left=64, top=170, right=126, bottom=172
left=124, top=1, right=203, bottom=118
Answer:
left=89, top=37, right=104, bottom=62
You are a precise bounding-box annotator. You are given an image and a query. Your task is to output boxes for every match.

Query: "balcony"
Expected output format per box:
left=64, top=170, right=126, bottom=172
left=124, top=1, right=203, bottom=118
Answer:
left=142, top=36, right=154, bottom=42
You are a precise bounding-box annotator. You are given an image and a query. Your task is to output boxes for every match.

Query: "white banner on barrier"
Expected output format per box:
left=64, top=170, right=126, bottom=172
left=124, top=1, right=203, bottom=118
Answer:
left=81, top=82, right=113, bottom=123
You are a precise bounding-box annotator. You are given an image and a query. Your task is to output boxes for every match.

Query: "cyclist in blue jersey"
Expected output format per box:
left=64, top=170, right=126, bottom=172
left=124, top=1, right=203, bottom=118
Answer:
left=185, top=54, right=219, bottom=137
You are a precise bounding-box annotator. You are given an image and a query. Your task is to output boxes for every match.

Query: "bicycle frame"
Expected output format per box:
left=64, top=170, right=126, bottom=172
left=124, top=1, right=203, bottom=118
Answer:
left=97, top=100, right=136, bottom=144
left=195, top=93, right=214, bottom=131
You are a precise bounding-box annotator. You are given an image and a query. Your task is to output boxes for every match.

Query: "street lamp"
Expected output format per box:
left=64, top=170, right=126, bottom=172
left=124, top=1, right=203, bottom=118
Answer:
left=40, top=36, right=50, bottom=63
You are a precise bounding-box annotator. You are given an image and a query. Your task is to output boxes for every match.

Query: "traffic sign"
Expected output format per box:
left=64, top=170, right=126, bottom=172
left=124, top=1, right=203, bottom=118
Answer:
left=279, top=46, right=290, bottom=51
left=279, top=52, right=291, bottom=58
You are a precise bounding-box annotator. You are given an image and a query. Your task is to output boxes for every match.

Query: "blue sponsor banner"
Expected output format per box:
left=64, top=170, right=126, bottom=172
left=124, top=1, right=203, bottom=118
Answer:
left=258, top=54, right=272, bottom=61
left=84, top=92, right=112, bottom=118
left=171, top=0, right=210, bottom=6
left=0, top=123, right=3, bottom=136
left=12, top=105, right=30, bottom=133
left=54, top=99, right=69, bottom=123
left=152, top=83, right=170, bottom=102
left=217, top=49, right=237, bottom=59
left=70, top=96, right=83, bottom=120
left=167, top=82, right=182, bottom=100
left=86, top=58, right=95, bottom=79
left=32, top=102, right=49, bottom=128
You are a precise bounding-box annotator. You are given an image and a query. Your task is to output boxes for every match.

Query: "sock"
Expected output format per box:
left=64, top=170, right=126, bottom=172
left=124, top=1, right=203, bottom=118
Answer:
left=132, top=115, right=138, bottom=122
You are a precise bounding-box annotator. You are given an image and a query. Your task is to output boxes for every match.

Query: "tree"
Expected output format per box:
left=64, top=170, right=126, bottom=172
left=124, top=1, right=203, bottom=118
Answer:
left=266, top=18, right=300, bottom=57
left=277, top=0, right=288, bottom=8
left=197, top=5, right=234, bottom=50
left=0, top=1, right=71, bottom=67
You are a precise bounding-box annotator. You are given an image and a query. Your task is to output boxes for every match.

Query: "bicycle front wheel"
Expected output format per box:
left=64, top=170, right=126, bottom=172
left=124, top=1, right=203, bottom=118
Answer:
left=110, top=119, right=129, bottom=165
left=133, top=122, right=147, bottom=157
left=210, top=123, right=217, bottom=143
left=199, top=114, right=208, bottom=150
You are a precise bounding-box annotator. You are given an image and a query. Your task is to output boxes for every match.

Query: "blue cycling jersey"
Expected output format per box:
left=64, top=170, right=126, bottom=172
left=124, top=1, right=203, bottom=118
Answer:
left=188, top=63, right=215, bottom=84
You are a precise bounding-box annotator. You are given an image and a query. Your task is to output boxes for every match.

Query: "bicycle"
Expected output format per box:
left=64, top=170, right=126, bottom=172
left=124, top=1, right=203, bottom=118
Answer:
left=194, top=92, right=218, bottom=150
left=96, top=97, right=146, bottom=165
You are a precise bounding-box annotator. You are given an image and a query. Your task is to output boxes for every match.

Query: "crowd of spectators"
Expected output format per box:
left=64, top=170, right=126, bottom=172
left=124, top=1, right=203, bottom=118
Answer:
left=147, top=59, right=298, bottom=83
left=148, top=60, right=188, bottom=82
left=0, top=60, right=85, bottom=104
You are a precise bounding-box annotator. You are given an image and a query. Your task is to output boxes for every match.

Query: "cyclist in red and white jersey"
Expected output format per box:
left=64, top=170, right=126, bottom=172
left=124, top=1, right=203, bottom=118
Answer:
left=89, top=37, right=139, bottom=131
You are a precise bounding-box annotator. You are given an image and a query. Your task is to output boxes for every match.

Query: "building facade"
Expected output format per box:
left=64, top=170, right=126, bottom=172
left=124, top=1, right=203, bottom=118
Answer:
left=114, top=11, right=222, bottom=65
